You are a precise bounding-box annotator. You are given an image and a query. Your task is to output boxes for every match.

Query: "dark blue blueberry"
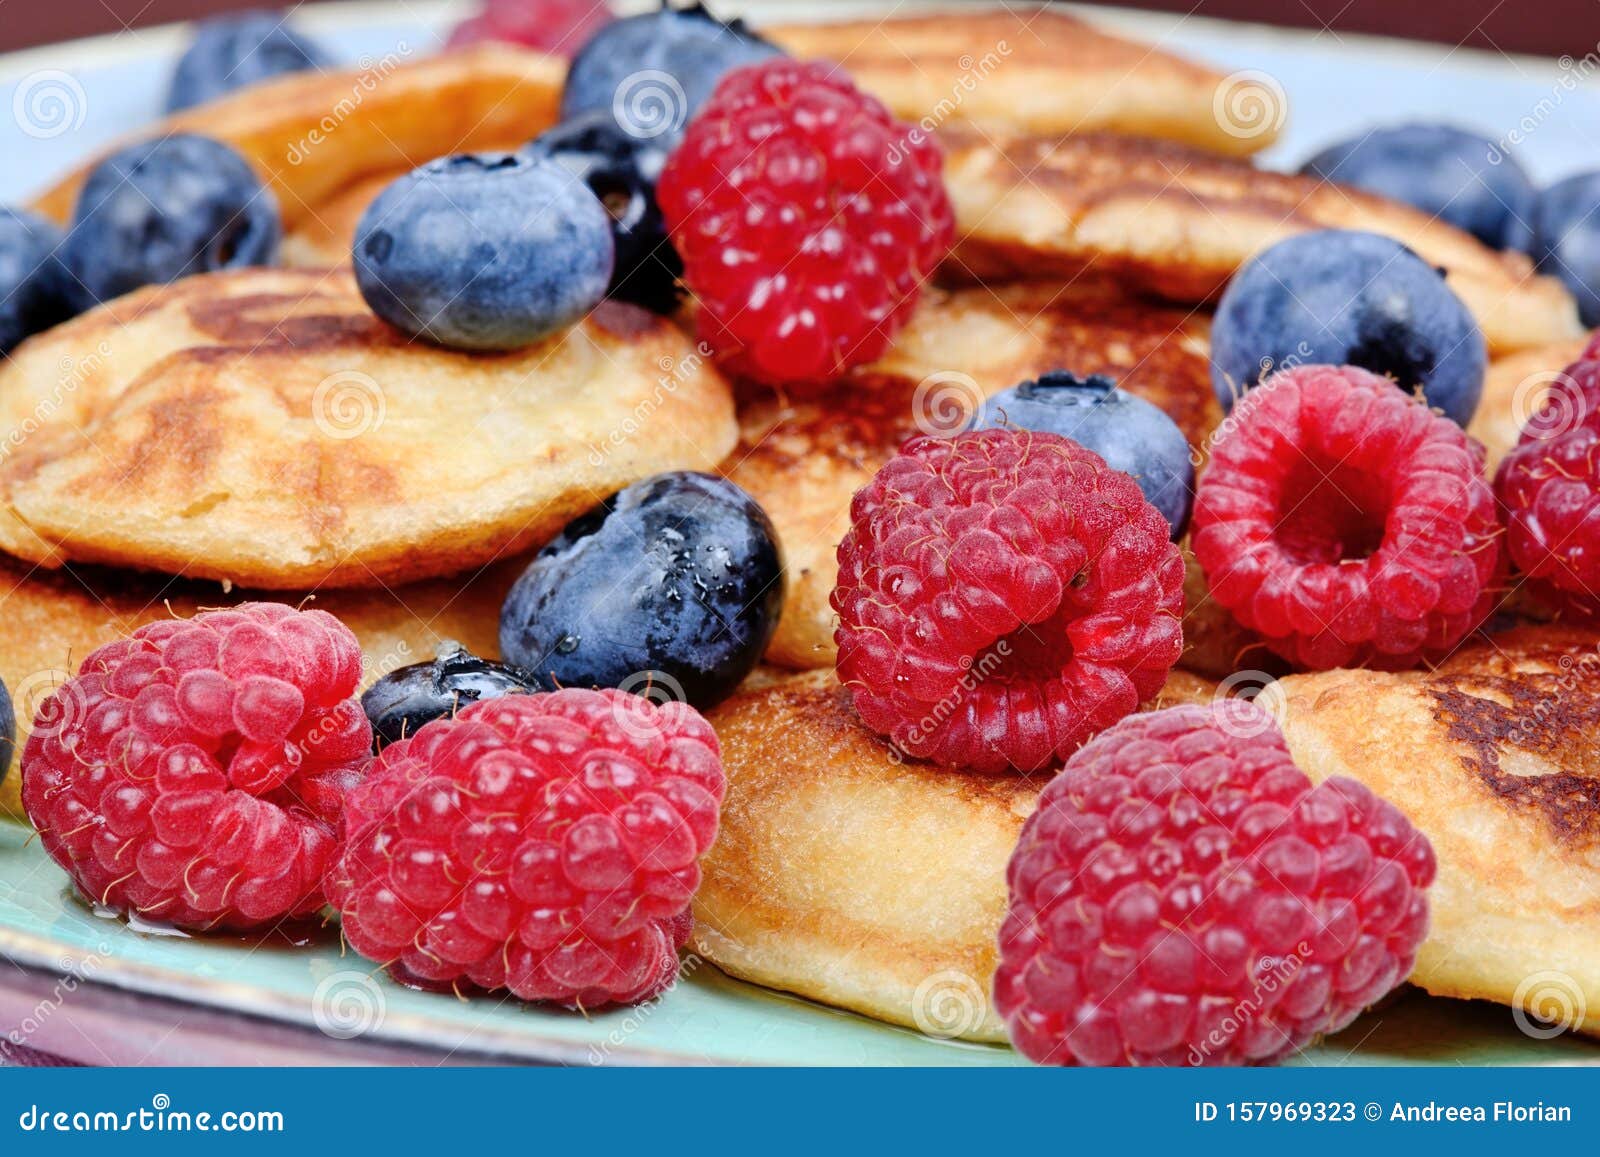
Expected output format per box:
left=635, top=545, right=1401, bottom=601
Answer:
left=1300, top=124, right=1534, bottom=251
left=527, top=112, right=681, bottom=313
left=1529, top=172, right=1600, bottom=328
left=0, top=208, right=77, bottom=356
left=167, top=10, right=334, bottom=113
left=61, top=134, right=281, bottom=311
left=1211, top=229, right=1486, bottom=427
left=499, top=472, right=784, bottom=709
left=0, top=675, right=13, bottom=788
left=967, top=372, right=1195, bottom=538
left=354, top=152, right=614, bottom=351
left=361, top=644, right=537, bottom=749
left=561, top=3, right=782, bottom=148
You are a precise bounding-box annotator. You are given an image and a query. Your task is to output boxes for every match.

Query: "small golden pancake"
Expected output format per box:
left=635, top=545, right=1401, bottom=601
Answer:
left=693, top=666, right=1221, bottom=1042
left=30, top=45, right=563, bottom=237
left=0, top=551, right=523, bottom=820
left=1470, top=338, right=1593, bottom=471
left=1264, top=626, right=1600, bottom=1037
left=0, top=268, right=736, bottom=590
left=766, top=7, right=1274, bottom=157
left=722, top=281, right=1221, bottom=670
left=940, top=127, right=1583, bottom=357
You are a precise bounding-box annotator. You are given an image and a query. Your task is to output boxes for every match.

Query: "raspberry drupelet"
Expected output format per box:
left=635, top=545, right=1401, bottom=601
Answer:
left=995, top=702, right=1435, bottom=1066
left=1192, top=363, right=1501, bottom=670
left=657, top=58, right=954, bottom=386
left=20, top=603, right=372, bottom=931
left=329, top=688, right=724, bottom=1008
left=831, top=428, right=1184, bottom=773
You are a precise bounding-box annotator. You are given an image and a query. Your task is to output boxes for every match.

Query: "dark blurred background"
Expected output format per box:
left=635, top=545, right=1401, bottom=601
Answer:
left=0, top=0, right=1593, bottom=56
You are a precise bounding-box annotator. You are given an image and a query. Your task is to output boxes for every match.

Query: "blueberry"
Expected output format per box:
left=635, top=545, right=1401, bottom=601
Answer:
left=1529, top=172, right=1600, bottom=327
left=499, top=472, right=784, bottom=709
left=0, top=675, right=13, bottom=788
left=561, top=2, right=782, bottom=148
left=967, top=372, right=1195, bottom=538
left=527, top=112, right=681, bottom=312
left=167, top=10, right=334, bottom=113
left=1300, top=124, right=1534, bottom=251
left=354, top=152, right=614, bottom=351
left=361, top=644, right=537, bottom=749
left=61, top=134, right=281, bottom=311
left=1211, top=229, right=1486, bottom=427
left=0, top=208, right=76, bottom=355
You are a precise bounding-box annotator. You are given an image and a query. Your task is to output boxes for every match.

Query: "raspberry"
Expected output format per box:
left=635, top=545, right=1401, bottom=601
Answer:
left=831, top=429, right=1184, bottom=773
left=446, top=0, right=611, bottom=54
left=1495, top=356, right=1600, bottom=610
left=995, top=703, right=1435, bottom=1066
left=1192, top=364, right=1501, bottom=670
left=329, top=689, right=723, bottom=1008
left=20, top=604, right=371, bottom=932
left=658, top=59, right=954, bottom=386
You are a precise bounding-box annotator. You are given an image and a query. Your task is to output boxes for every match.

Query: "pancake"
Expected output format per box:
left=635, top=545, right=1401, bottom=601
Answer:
left=1470, top=338, right=1592, bottom=471
left=940, top=127, right=1583, bottom=357
left=766, top=7, right=1275, bottom=157
left=0, top=267, right=736, bottom=590
left=720, top=281, right=1234, bottom=672
left=0, top=551, right=523, bottom=820
left=692, top=666, right=1221, bottom=1043
left=30, top=45, right=562, bottom=238
left=1264, top=625, right=1600, bottom=1037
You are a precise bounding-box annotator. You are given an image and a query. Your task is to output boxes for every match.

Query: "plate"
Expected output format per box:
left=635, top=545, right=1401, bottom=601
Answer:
left=0, top=0, right=1598, bottom=1066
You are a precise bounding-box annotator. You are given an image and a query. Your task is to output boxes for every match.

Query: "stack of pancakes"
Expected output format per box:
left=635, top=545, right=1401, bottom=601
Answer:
left=9, top=7, right=1598, bottom=1049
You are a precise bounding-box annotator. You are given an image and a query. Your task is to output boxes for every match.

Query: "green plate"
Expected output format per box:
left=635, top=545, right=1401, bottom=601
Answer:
left=2, top=820, right=1596, bottom=1065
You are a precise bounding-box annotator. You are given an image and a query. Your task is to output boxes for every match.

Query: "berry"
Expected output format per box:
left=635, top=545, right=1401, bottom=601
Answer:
left=831, top=429, right=1183, bottom=773
left=0, top=676, right=14, bottom=789
left=1299, top=124, right=1535, bottom=250
left=362, top=644, right=538, bottom=750
left=19, top=604, right=372, bottom=932
left=1192, top=364, right=1501, bottom=671
left=658, top=59, right=954, bottom=386
left=61, top=134, right=281, bottom=311
left=526, top=112, right=681, bottom=312
left=995, top=702, right=1434, bottom=1067
left=560, top=2, right=781, bottom=148
left=1211, top=229, right=1486, bottom=427
left=447, top=0, right=612, bottom=56
left=0, top=207, right=76, bottom=356
left=167, top=11, right=333, bottom=113
left=354, top=151, right=613, bottom=351
left=500, top=473, right=783, bottom=710
left=1529, top=172, right=1600, bottom=327
left=330, top=689, right=724, bottom=1007
left=1493, top=355, right=1600, bottom=609
left=967, top=371, right=1195, bottom=538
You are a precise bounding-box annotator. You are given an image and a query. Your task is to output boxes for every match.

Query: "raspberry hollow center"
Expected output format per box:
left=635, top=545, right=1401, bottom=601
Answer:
left=1274, top=458, right=1392, bottom=565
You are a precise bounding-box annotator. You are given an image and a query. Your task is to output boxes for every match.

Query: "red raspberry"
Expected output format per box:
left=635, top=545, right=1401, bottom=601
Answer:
left=1495, top=357, right=1600, bottom=610
left=658, top=59, right=954, bottom=386
left=1192, top=364, right=1500, bottom=670
left=830, top=429, right=1184, bottom=773
left=447, top=0, right=611, bottom=54
left=995, top=702, right=1435, bottom=1066
left=329, top=689, right=723, bottom=1008
left=20, top=604, right=371, bottom=932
